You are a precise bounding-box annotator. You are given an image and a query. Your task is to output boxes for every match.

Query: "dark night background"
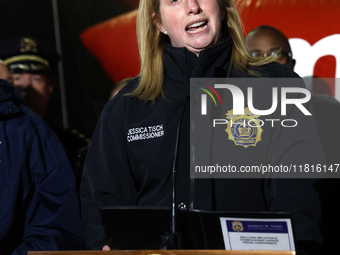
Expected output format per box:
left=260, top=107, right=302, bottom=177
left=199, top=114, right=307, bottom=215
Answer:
left=0, top=0, right=138, bottom=138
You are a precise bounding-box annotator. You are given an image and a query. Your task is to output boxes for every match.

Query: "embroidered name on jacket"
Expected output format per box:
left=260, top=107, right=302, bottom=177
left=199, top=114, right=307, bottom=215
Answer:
left=127, top=124, right=164, bottom=142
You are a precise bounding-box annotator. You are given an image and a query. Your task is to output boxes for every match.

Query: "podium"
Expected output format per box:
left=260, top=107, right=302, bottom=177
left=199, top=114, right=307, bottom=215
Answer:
left=28, top=250, right=298, bottom=255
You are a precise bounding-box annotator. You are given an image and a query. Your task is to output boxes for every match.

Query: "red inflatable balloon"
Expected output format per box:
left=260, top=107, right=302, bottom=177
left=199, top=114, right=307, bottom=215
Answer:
left=80, top=10, right=140, bottom=85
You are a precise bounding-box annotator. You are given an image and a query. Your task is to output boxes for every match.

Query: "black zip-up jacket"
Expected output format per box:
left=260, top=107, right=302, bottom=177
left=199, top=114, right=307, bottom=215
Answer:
left=80, top=36, right=325, bottom=250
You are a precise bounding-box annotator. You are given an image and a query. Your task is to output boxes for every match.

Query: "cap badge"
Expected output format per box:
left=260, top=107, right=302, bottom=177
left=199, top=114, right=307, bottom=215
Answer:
left=20, top=37, right=37, bottom=53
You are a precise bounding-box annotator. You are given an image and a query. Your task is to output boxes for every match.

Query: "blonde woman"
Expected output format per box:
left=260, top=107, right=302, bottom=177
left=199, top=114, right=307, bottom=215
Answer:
left=81, top=0, right=324, bottom=252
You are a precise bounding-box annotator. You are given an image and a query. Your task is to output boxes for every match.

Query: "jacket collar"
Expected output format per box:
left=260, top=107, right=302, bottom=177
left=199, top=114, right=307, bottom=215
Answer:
left=163, top=34, right=233, bottom=82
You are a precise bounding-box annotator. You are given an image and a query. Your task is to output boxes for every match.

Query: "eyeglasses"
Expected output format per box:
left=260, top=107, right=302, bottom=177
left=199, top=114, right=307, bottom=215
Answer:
left=250, top=51, right=292, bottom=66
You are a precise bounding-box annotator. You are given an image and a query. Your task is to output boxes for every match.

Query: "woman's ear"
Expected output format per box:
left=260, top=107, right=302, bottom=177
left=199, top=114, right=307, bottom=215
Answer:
left=152, top=13, right=167, bottom=34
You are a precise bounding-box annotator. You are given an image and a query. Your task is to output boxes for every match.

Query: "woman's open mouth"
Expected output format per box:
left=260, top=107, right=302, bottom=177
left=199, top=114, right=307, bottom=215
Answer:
left=186, top=21, right=208, bottom=34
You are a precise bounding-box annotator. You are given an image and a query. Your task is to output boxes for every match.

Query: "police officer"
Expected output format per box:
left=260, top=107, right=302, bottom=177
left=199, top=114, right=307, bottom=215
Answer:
left=0, top=37, right=89, bottom=189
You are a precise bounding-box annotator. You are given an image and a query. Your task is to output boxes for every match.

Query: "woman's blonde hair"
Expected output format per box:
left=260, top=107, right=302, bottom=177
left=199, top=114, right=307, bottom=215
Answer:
left=130, top=0, right=275, bottom=102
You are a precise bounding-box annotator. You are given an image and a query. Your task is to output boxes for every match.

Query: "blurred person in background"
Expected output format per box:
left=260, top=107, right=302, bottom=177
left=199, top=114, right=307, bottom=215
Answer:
left=245, top=25, right=340, bottom=169
left=108, top=77, right=134, bottom=101
left=0, top=36, right=90, bottom=188
left=0, top=79, right=86, bottom=254
left=0, top=37, right=58, bottom=117
left=246, top=25, right=340, bottom=254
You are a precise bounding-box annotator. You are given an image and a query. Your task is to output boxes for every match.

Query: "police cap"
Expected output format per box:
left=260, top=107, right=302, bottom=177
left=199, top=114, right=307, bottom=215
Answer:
left=0, top=37, right=59, bottom=75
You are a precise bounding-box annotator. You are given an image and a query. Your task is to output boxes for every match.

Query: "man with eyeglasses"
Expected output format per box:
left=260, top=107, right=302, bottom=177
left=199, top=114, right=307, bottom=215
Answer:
left=245, top=25, right=295, bottom=70
left=246, top=25, right=340, bottom=255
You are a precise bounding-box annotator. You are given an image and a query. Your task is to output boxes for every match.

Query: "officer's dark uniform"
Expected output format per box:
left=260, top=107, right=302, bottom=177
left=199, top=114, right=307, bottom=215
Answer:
left=0, top=37, right=90, bottom=189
